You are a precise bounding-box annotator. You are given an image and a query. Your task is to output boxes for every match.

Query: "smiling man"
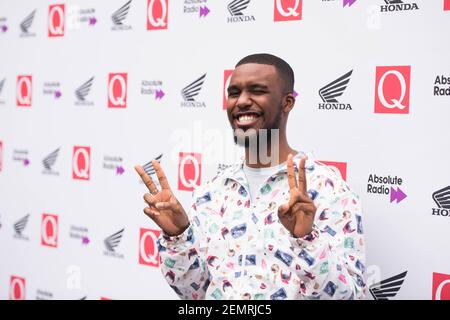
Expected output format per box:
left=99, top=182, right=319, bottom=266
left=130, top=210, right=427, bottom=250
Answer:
left=135, top=53, right=366, bottom=300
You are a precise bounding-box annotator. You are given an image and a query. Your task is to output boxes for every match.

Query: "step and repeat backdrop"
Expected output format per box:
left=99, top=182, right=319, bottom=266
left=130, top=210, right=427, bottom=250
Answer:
left=0, top=0, right=449, bottom=300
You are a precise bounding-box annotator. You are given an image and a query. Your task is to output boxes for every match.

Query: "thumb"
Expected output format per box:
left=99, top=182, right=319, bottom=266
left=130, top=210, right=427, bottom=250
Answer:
left=278, top=203, right=290, bottom=217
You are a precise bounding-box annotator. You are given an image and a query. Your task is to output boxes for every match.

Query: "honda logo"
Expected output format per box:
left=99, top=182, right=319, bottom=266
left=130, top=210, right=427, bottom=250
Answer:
left=178, top=152, right=201, bottom=191
left=41, top=214, right=58, bottom=248
left=139, top=228, right=160, bottom=267
left=72, top=146, right=91, bottom=180
left=48, top=4, right=65, bottom=37
left=274, top=0, right=302, bottom=21
left=108, top=73, right=127, bottom=108
left=375, top=66, right=410, bottom=114
left=147, top=0, right=168, bottom=30
left=16, top=75, right=32, bottom=107
left=9, top=276, right=26, bottom=300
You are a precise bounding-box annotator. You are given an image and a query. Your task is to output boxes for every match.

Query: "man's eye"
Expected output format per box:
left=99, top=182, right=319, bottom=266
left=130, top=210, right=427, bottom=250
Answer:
left=252, top=89, right=266, bottom=94
left=228, top=91, right=239, bottom=97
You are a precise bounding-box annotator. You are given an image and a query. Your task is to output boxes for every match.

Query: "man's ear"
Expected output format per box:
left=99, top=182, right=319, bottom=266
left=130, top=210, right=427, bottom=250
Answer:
left=283, top=93, right=296, bottom=113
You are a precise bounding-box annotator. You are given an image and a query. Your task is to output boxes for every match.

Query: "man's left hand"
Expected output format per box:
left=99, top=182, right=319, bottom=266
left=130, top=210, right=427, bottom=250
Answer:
left=278, top=154, right=317, bottom=238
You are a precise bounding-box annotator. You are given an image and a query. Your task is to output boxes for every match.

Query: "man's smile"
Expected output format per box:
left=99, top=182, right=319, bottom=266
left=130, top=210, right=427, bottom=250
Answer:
left=233, top=111, right=263, bottom=128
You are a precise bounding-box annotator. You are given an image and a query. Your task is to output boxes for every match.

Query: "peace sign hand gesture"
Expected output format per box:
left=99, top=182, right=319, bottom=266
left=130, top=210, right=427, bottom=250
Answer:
left=135, top=160, right=189, bottom=237
left=278, top=154, right=317, bottom=238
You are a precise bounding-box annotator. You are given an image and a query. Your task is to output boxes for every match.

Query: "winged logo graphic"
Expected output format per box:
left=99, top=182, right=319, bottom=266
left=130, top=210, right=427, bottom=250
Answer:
left=319, top=70, right=353, bottom=103
left=181, top=74, right=206, bottom=102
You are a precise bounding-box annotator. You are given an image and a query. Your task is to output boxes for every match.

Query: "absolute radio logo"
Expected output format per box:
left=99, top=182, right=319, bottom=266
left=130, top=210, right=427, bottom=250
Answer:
left=139, top=228, right=161, bottom=267
left=13, top=149, right=30, bottom=167
left=69, top=225, right=90, bottom=245
left=223, top=70, right=233, bottom=110
left=432, top=272, right=450, bottom=300
left=41, top=213, right=58, bottom=248
left=183, top=0, right=210, bottom=18
left=10, top=276, right=26, bottom=300
left=43, top=81, right=62, bottom=100
left=227, top=0, right=255, bottom=23
left=104, top=228, right=125, bottom=258
left=433, top=75, right=450, bottom=96
left=19, top=9, right=36, bottom=37
left=369, top=271, right=407, bottom=300
left=13, top=214, right=30, bottom=241
left=141, top=79, right=165, bottom=101
left=75, top=77, right=94, bottom=106
left=178, top=152, right=202, bottom=191
left=274, top=0, right=302, bottom=22
left=111, top=0, right=132, bottom=31
left=445, top=0, right=450, bottom=11
left=147, top=0, right=168, bottom=30
left=72, top=146, right=91, bottom=180
left=367, top=173, right=407, bottom=204
left=380, top=0, right=418, bottom=13
left=48, top=4, right=65, bottom=37
left=103, top=154, right=125, bottom=176
left=374, top=66, right=410, bottom=114
left=431, top=185, right=450, bottom=218
left=42, top=148, right=60, bottom=176
left=0, top=17, right=8, bottom=33
left=16, top=75, right=32, bottom=107
left=319, top=161, right=347, bottom=181
left=108, top=73, right=127, bottom=108
left=318, top=70, right=353, bottom=111
left=181, top=74, right=207, bottom=108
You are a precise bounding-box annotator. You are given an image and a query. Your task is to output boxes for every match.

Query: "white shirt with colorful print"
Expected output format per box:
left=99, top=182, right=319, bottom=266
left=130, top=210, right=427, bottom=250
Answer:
left=157, top=151, right=366, bottom=300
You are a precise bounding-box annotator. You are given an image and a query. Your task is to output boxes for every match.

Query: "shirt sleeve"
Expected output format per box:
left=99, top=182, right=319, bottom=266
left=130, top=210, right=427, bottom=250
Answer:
left=157, top=190, right=211, bottom=300
left=287, top=168, right=366, bottom=300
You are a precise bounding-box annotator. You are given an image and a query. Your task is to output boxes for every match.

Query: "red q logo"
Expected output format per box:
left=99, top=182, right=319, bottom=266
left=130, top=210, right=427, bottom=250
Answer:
left=147, top=0, right=168, bottom=30
left=274, top=0, right=302, bottom=22
left=374, top=66, right=411, bottom=114
left=16, top=75, right=32, bottom=107
left=139, top=228, right=161, bottom=267
left=9, top=276, right=26, bottom=300
left=319, top=161, right=347, bottom=181
left=223, top=70, right=234, bottom=110
left=433, top=272, right=450, bottom=300
left=72, top=146, right=91, bottom=180
left=48, top=4, right=65, bottom=37
left=178, top=152, right=202, bottom=191
left=108, top=73, right=127, bottom=108
left=41, top=214, right=58, bottom=248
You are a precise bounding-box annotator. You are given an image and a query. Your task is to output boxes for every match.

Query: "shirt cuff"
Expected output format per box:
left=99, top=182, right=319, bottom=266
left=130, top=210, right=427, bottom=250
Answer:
left=159, top=223, right=194, bottom=249
left=289, top=224, right=321, bottom=249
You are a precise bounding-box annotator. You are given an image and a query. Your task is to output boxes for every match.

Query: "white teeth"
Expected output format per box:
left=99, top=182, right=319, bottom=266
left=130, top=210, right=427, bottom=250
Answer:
left=238, top=115, right=258, bottom=124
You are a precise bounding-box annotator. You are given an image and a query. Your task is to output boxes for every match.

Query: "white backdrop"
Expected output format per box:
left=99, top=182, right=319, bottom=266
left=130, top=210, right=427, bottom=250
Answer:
left=0, top=0, right=449, bottom=300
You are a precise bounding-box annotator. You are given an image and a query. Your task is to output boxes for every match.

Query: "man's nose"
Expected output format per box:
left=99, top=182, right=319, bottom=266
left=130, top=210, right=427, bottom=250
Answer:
left=236, top=91, right=252, bottom=108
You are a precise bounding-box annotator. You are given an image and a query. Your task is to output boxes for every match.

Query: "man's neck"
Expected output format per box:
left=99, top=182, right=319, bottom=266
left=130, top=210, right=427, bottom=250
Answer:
left=244, top=140, right=297, bottom=169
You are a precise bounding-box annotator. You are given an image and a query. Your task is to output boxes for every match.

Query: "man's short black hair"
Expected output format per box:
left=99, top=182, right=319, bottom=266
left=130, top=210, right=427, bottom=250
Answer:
left=235, top=53, right=295, bottom=93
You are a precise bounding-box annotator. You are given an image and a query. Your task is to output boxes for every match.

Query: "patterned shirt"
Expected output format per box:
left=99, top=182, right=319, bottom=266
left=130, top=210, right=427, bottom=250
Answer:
left=157, top=151, right=366, bottom=300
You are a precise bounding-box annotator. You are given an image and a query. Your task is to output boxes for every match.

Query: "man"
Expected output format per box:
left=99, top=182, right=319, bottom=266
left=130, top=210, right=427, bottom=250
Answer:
left=135, top=53, right=366, bottom=300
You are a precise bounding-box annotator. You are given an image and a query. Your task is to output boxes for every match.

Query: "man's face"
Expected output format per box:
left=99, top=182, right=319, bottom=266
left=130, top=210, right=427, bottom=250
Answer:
left=226, top=63, right=285, bottom=146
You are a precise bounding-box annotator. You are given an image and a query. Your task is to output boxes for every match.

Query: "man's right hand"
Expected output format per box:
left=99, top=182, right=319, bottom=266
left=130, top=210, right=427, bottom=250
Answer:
left=135, top=160, right=189, bottom=237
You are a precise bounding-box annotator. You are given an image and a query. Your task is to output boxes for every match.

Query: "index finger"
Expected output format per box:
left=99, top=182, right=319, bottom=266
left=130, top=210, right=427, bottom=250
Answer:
left=134, top=165, right=158, bottom=194
left=152, top=160, right=171, bottom=190
left=287, top=154, right=297, bottom=190
left=297, top=157, right=308, bottom=195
